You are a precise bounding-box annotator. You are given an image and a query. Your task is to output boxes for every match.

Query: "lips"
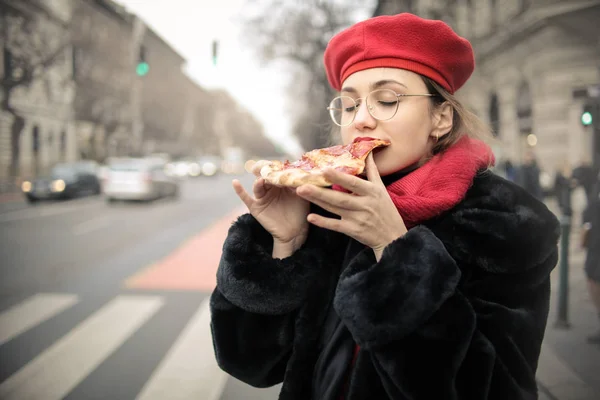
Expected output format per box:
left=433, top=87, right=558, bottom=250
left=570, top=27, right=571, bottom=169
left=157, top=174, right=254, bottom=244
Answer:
left=352, top=136, right=390, bottom=151
left=353, top=136, right=378, bottom=143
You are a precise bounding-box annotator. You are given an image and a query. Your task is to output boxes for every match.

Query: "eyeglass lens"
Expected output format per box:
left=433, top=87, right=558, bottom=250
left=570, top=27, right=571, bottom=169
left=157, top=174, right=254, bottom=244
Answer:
left=328, top=89, right=400, bottom=126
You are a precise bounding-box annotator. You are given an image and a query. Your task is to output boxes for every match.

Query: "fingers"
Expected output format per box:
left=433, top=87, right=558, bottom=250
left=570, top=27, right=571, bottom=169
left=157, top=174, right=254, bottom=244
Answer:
left=365, top=153, right=384, bottom=186
left=297, top=184, right=359, bottom=212
left=307, top=213, right=348, bottom=234
left=253, top=177, right=269, bottom=199
left=322, top=168, right=369, bottom=195
left=249, top=160, right=273, bottom=177
left=301, top=194, right=343, bottom=216
left=232, top=179, right=254, bottom=209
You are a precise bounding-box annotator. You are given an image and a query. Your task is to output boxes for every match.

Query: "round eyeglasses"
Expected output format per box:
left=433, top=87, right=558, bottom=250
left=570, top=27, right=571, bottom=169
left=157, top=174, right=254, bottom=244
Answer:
left=327, top=89, right=436, bottom=127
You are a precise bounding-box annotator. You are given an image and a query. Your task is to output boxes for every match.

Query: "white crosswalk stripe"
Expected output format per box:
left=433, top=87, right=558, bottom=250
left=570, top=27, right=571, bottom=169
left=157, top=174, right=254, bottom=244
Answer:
left=136, top=297, right=228, bottom=400
left=0, top=293, right=79, bottom=346
left=0, top=292, right=279, bottom=400
left=0, top=295, right=164, bottom=400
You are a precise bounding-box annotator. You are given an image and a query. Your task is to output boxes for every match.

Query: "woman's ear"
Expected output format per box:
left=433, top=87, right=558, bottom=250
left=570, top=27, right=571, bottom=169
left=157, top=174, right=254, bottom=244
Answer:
left=430, top=102, right=453, bottom=140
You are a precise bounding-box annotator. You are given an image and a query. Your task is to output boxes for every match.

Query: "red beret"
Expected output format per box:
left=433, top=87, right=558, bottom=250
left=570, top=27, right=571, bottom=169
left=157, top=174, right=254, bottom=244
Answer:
left=324, top=13, right=475, bottom=94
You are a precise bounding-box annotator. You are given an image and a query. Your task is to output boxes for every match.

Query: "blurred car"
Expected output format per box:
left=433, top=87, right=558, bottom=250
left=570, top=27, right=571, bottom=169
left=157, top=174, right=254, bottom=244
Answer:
left=103, top=159, right=179, bottom=202
left=164, top=156, right=221, bottom=178
left=165, top=160, right=192, bottom=178
left=21, top=161, right=102, bottom=203
left=197, top=156, right=221, bottom=177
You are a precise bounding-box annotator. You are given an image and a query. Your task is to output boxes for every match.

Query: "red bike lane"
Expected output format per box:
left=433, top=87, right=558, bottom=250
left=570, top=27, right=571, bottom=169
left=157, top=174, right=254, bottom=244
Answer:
left=124, top=206, right=247, bottom=292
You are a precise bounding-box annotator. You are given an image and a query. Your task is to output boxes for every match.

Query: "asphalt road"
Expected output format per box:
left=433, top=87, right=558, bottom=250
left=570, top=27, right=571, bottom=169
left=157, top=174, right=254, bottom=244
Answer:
left=0, top=174, right=281, bottom=400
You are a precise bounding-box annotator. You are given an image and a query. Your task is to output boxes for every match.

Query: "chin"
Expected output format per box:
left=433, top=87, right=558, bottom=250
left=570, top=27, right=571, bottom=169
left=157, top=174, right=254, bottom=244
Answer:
left=374, top=152, right=419, bottom=177
left=375, top=162, right=400, bottom=177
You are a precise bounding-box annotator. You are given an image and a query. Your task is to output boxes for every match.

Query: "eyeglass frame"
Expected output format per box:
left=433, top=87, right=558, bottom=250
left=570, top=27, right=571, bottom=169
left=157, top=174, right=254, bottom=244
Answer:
left=326, top=89, right=438, bottom=127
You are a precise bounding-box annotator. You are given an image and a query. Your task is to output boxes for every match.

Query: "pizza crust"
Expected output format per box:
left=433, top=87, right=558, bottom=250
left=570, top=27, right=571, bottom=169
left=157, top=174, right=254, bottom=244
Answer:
left=245, top=160, right=332, bottom=187
left=263, top=168, right=332, bottom=187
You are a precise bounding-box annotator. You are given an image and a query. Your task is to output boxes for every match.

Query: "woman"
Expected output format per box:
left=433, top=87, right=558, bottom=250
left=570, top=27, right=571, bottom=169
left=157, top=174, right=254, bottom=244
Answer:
left=210, top=13, right=559, bottom=399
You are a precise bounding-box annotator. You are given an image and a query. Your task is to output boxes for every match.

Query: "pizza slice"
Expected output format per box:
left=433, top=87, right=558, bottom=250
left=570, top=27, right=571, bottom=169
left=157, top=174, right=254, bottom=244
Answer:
left=245, top=137, right=391, bottom=188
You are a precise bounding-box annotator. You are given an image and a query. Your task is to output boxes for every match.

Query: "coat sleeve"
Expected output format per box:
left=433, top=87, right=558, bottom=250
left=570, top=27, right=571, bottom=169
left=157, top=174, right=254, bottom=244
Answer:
left=210, top=211, right=337, bottom=387
left=333, top=225, right=559, bottom=399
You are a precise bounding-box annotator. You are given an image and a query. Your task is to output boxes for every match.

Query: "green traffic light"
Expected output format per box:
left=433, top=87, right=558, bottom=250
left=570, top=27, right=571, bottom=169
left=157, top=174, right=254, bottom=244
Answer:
left=136, top=62, right=149, bottom=76
left=582, top=111, right=593, bottom=126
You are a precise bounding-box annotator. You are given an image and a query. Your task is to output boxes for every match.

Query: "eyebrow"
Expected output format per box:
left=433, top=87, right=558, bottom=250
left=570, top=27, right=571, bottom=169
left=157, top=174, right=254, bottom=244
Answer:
left=341, top=79, right=408, bottom=93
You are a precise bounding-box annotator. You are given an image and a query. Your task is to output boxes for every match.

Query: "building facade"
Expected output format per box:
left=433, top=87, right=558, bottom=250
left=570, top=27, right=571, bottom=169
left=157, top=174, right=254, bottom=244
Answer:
left=374, top=0, right=600, bottom=176
left=0, top=0, right=77, bottom=179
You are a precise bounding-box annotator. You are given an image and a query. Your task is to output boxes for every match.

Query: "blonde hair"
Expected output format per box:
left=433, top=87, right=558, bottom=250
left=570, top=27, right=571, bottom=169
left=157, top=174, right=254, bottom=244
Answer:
left=423, top=77, right=497, bottom=162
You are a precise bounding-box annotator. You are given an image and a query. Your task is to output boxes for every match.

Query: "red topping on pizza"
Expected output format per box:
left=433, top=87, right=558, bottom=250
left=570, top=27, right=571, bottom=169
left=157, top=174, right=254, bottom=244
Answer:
left=245, top=137, right=391, bottom=187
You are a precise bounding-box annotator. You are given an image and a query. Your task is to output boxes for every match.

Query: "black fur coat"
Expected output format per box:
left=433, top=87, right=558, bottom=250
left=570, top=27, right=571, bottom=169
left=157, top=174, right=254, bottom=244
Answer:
left=210, top=171, right=560, bottom=400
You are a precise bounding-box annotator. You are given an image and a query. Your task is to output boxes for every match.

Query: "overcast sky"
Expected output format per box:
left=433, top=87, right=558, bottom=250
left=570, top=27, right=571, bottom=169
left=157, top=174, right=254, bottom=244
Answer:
left=112, top=0, right=302, bottom=156
left=114, top=1, right=373, bottom=157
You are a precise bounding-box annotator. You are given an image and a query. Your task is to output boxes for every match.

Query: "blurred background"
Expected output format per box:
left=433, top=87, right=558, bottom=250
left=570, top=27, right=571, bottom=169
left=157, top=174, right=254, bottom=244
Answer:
left=0, top=0, right=599, bottom=399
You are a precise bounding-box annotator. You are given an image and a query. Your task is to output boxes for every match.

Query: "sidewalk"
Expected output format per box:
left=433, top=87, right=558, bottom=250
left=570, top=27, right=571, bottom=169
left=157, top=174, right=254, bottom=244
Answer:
left=0, top=177, right=24, bottom=206
left=536, top=199, right=600, bottom=399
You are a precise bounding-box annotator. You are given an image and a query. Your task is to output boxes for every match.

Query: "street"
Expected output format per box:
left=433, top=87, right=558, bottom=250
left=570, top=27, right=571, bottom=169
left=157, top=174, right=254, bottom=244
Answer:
left=0, top=174, right=280, bottom=400
left=1, top=174, right=599, bottom=400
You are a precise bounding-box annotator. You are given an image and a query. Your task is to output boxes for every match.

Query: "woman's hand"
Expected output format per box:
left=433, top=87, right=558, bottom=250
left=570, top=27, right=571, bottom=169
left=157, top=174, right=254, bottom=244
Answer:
left=233, top=177, right=310, bottom=252
left=296, top=153, right=407, bottom=260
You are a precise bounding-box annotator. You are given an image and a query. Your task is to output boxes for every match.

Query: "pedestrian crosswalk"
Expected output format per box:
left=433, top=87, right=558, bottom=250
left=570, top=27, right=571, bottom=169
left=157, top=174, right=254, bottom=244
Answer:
left=0, top=292, right=245, bottom=400
left=136, top=296, right=228, bottom=400
left=0, top=293, right=78, bottom=346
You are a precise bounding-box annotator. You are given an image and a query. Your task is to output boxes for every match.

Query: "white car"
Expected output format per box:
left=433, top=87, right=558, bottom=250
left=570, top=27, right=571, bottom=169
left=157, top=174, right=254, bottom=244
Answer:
left=103, top=159, right=179, bottom=202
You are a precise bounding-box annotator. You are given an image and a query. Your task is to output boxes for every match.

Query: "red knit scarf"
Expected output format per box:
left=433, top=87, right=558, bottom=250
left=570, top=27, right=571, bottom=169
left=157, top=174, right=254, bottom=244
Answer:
left=336, top=136, right=494, bottom=400
left=385, top=136, right=495, bottom=228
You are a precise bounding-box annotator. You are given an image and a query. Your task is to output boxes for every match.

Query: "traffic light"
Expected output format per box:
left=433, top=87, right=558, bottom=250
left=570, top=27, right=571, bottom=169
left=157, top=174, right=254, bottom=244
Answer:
left=212, top=40, right=218, bottom=66
left=581, top=99, right=600, bottom=127
left=582, top=109, right=593, bottom=126
left=136, top=46, right=149, bottom=77
left=581, top=103, right=594, bottom=126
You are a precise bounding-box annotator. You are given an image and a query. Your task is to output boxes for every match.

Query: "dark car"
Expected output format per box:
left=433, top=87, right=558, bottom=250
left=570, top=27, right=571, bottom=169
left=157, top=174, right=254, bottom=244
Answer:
left=21, top=161, right=102, bottom=203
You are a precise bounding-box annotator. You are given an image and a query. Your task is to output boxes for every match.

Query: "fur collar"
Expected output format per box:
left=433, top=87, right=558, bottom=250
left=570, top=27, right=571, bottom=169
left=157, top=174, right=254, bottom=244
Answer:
left=432, top=171, right=560, bottom=274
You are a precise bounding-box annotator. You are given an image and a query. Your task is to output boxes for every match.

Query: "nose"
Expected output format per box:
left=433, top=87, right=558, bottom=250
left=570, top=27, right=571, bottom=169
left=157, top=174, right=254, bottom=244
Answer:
left=353, top=102, right=377, bottom=131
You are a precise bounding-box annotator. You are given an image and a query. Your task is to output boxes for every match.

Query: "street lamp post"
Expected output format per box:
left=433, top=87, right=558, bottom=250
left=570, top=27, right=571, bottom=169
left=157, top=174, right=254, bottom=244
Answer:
left=130, top=16, right=146, bottom=156
left=555, top=213, right=571, bottom=328
left=555, top=182, right=573, bottom=329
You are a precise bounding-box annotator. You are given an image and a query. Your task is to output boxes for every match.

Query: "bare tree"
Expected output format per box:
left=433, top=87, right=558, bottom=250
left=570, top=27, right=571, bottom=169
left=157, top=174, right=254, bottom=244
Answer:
left=240, top=0, right=375, bottom=151
left=209, top=89, right=280, bottom=157
left=73, top=83, right=127, bottom=160
left=1, top=0, right=72, bottom=176
left=227, top=108, right=283, bottom=158
left=70, top=2, right=131, bottom=162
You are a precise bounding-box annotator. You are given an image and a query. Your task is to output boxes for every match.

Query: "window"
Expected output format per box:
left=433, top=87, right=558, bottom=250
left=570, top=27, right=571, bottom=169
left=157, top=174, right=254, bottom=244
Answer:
left=32, top=126, right=40, bottom=174
left=516, top=82, right=533, bottom=136
left=60, top=131, right=67, bottom=160
left=489, top=93, right=500, bottom=137
left=32, top=126, right=40, bottom=153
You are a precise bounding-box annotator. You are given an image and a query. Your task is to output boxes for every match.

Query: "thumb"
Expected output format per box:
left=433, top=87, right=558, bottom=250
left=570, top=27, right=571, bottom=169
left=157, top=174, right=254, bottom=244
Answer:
left=365, top=153, right=384, bottom=186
